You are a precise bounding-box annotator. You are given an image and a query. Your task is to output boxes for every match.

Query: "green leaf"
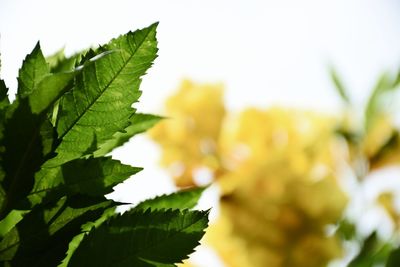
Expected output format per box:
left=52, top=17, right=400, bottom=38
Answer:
left=17, top=42, right=50, bottom=97
left=392, top=67, right=400, bottom=89
left=0, top=186, right=5, bottom=218
left=134, top=187, right=206, bottom=211
left=28, top=71, right=75, bottom=114
left=348, top=232, right=393, bottom=267
left=0, top=196, right=114, bottom=267
left=68, top=209, right=209, bottom=267
left=364, top=73, right=395, bottom=131
left=0, top=99, right=49, bottom=219
left=387, top=247, right=400, bottom=267
left=0, top=48, right=75, bottom=216
left=27, top=157, right=141, bottom=207
left=46, top=48, right=84, bottom=73
left=0, top=23, right=207, bottom=267
left=15, top=42, right=75, bottom=115
left=336, top=219, right=357, bottom=241
left=0, top=80, right=10, bottom=184
left=95, top=113, right=162, bottom=156
left=0, top=80, right=9, bottom=111
left=370, top=130, right=399, bottom=166
left=59, top=207, right=117, bottom=267
left=0, top=210, right=28, bottom=239
left=46, top=48, right=67, bottom=70
left=330, top=66, right=351, bottom=104
left=46, top=23, right=159, bottom=167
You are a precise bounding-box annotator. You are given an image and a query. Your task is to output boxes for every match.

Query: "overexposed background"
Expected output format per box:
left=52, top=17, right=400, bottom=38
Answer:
left=1, top=0, right=400, bottom=266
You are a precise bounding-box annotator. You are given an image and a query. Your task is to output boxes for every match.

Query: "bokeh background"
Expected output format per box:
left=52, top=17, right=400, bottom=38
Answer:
left=2, top=0, right=400, bottom=266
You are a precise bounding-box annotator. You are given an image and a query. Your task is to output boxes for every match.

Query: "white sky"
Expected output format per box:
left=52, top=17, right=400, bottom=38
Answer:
left=1, top=1, right=400, bottom=266
left=2, top=0, right=400, bottom=112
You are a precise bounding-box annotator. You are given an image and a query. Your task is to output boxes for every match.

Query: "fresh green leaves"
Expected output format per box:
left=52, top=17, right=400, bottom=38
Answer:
left=364, top=73, right=398, bottom=131
left=28, top=157, right=141, bottom=207
left=329, top=66, right=351, bottom=105
left=330, top=67, right=400, bottom=132
left=0, top=23, right=208, bottom=267
left=348, top=232, right=393, bottom=267
left=387, top=247, right=400, bottom=267
left=49, top=25, right=158, bottom=167
left=0, top=196, right=115, bottom=267
left=69, top=209, right=208, bottom=267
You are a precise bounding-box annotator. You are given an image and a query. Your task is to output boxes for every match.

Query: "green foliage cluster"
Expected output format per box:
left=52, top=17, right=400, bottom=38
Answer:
left=331, top=69, right=400, bottom=267
left=0, top=23, right=208, bottom=266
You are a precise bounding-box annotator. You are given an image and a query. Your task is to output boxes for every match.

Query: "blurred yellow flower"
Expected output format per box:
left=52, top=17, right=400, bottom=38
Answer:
left=150, top=80, right=348, bottom=267
left=149, top=79, right=226, bottom=187
left=378, top=192, right=400, bottom=230
left=212, top=107, right=347, bottom=267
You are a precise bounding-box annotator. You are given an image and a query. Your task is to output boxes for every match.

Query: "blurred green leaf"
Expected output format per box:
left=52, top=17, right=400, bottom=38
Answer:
left=330, top=66, right=351, bottom=104
left=387, top=246, right=400, bottom=267
left=370, top=130, right=399, bottom=166
left=364, top=73, right=394, bottom=131
left=336, top=219, right=357, bottom=241
left=349, top=232, right=393, bottom=267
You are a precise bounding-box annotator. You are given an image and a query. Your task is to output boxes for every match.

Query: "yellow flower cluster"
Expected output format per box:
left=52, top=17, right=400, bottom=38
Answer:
left=150, top=80, right=225, bottom=187
left=210, top=108, right=347, bottom=267
left=150, top=80, right=348, bottom=267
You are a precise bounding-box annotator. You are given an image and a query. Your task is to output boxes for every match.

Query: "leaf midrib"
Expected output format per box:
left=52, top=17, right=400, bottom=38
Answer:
left=58, top=30, right=153, bottom=142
